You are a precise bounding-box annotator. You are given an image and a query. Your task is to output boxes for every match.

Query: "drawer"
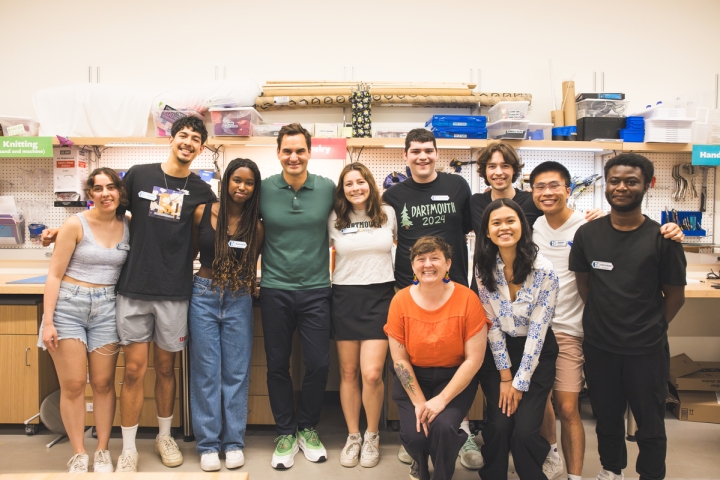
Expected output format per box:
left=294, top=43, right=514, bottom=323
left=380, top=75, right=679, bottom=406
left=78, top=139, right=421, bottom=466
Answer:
left=0, top=304, right=42, bottom=335
left=249, top=366, right=268, bottom=396
left=116, top=342, right=181, bottom=367
left=85, top=366, right=180, bottom=399
left=247, top=395, right=275, bottom=425
left=84, top=397, right=181, bottom=427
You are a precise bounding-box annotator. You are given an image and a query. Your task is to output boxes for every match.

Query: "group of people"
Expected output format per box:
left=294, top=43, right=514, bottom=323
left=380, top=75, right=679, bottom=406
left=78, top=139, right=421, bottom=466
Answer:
left=38, top=120, right=687, bottom=480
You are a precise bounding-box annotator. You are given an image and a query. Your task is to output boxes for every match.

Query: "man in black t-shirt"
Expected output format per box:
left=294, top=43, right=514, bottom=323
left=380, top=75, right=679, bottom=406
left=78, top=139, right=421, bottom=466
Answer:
left=382, top=128, right=472, bottom=289
left=569, top=153, right=686, bottom=480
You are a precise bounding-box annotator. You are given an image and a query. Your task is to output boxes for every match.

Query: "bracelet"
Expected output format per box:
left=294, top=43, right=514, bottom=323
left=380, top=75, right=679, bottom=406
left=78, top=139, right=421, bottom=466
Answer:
left=500, top=379, right=512, bottom=382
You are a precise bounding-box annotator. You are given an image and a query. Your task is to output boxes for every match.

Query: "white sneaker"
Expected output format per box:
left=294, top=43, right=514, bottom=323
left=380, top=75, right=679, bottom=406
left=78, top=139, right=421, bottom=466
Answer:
left=458, top=433, right=484, bottom=470
left=398, top=444, right=412, bottom=464
left=360, top=431, right=380, bottom=468
left=200, top=452, right=221, bottom=472
left=92, top=449, right=114, bottom=472
left=67, top=453, right=89, bottom=473
left=598, top=469, right=624, bottom=480
left=542, top=454, right=564, bottom=480
left=156, top=433, right=183, bottom=467
left=116, top=450, right=138, bottom=472
left=340, top=433, right=362, bottom=467
left=225, top=450, right=245, bottom=469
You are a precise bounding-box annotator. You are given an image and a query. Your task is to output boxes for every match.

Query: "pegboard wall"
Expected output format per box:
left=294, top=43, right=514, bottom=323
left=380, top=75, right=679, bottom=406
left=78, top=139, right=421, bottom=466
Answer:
left=601, top=152, right=715, bottom=244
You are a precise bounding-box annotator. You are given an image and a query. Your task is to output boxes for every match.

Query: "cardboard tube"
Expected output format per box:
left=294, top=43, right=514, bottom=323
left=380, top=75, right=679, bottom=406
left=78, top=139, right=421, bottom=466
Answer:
left=562, top=81, right=577, bottom=126
left=551, top=110, right=565, bottom=127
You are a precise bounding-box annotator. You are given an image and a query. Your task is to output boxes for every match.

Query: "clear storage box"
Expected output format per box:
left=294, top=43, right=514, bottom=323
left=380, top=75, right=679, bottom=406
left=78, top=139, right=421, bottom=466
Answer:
left=526, top=123, right=553, bottom=140
left=576, top=99, right=629, bottom=119
left=631, top=105, right=689, bottom=119
left=209, top=107, right=263, bottom=136
left=487, top=120, right=530, bottom=139
left=430, top=127, right=487, bottom=139
left=254, top=124, right=284, bottom=137
left=0, top=116, right=40, bottom=136
left=487, top=101, right=530, bottom=123
left=152, top=107, right=203, bottom=137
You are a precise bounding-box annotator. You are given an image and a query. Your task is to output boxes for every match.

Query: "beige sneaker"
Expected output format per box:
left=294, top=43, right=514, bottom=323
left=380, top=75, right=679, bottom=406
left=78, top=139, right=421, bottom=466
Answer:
left=398, top=444, right=412, bottom=464
left=156, top=434, right=184, bottom=467
left=116, top=450, right=138, bottom=472
left=340, top=433, right=362, bottom=467
left=92, top=449, right=114, bottom=472
left=542, top=454, right=564, bottom=480
left=360, top=431, right=380, bottom=468
left=66, top=453, right=89, bottom=473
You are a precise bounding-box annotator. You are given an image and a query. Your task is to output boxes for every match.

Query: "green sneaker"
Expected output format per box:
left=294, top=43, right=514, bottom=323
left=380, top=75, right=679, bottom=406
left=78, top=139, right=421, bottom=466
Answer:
left=297, top=427, right=328, bottom=462
left=271, top=434, right=298, bottom=469
left=459, top=433, right=484, bottom=470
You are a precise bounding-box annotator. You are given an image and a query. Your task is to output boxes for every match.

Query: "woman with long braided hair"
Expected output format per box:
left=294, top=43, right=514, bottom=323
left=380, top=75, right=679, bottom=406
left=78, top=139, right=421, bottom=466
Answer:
left=188, top=158, right=264, bottom=472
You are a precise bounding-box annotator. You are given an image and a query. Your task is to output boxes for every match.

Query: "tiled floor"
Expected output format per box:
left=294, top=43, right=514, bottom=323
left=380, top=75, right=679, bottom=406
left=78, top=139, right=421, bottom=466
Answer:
left=0, top=402, right=718, bottom=478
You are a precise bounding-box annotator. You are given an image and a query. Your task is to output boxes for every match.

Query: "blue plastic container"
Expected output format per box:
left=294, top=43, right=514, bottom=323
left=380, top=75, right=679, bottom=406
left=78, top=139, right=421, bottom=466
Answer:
left=619, top=129, right=644, bottom=142
left=660, top=211, right=706, bottom=236
left=431, top=127, right=487, bottom=139
left=426, top=115, right=487, bottom=128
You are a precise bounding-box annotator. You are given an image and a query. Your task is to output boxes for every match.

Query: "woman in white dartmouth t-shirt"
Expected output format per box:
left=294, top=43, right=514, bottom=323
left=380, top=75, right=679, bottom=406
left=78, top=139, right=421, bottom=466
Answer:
left=328, top=162, right=397, bottom=469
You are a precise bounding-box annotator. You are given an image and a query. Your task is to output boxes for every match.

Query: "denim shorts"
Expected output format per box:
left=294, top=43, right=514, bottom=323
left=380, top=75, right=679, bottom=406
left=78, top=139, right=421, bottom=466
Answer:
left=38, top=282, right=120, bottom=352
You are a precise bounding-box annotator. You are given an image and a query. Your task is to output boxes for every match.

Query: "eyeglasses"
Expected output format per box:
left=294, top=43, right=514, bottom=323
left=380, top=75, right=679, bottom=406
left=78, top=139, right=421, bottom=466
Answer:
left=532, top=182, right=566, bottom=192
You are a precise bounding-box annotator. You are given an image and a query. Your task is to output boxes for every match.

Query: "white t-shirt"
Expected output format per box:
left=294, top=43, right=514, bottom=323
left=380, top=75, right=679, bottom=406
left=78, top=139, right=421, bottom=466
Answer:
left=532, top=210, right=587, bottom=338
left=328, top=205, right=397, bottom=285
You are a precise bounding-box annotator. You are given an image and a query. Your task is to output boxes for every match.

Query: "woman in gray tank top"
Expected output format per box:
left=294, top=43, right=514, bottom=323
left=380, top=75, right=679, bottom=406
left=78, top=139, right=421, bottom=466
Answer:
left=38, top=168, right=130, bottom=473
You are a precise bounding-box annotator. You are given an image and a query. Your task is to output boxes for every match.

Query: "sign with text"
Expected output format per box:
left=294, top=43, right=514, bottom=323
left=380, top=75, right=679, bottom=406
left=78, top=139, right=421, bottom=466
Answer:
left=692, top=144, right=720, bottom=166
left=0, top=137, right=53, bottom=158
left=310, top=138, right=347, bottom=159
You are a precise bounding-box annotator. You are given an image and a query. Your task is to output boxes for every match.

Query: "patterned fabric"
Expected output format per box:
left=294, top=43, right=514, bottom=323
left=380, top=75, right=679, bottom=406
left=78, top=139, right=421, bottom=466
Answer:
left=351, top=89, right=371, bottom=138
left=477, top=253, right=559, bottom=392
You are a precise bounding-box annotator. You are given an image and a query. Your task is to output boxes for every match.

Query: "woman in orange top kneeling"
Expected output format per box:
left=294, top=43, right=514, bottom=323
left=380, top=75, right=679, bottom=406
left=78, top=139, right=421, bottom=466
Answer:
left=384, top=236, right=491, bottom=480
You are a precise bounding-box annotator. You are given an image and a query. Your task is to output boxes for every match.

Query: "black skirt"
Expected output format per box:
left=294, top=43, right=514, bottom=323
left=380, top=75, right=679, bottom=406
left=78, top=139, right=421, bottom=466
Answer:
left=331, top=282, right=395, bottom=340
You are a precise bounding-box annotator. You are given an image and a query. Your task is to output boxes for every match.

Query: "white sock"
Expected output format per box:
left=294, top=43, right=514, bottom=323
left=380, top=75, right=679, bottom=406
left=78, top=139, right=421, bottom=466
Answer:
left=459, top=421, right=471, bottom=435
left=158, top=416, right=173, bottom=437
left=568, top=475, right=582, bottom=480
left=548, top=443, right=560, bottom=461
left=121, top=424, right=139, bottom=453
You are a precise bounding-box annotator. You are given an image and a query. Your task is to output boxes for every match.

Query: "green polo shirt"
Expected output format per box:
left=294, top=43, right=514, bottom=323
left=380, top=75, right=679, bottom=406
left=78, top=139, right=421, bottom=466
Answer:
left=259, top=172, right=335, bottom=290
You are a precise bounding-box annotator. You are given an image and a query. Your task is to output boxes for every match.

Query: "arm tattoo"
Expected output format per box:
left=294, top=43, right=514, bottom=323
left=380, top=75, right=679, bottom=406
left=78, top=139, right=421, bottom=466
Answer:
left=395, top=362, right=416, bottom=395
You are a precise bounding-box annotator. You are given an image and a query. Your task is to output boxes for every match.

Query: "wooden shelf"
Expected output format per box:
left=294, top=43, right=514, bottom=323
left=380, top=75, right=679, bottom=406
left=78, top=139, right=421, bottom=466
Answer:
left=51, top=137, right=169, bottom=146
left=621, top=143, right=692, bottom=153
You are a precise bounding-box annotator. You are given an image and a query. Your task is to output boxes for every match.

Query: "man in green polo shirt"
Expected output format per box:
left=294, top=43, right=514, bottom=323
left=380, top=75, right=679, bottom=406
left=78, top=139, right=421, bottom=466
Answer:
left=259, top=123, right=335, bottom=470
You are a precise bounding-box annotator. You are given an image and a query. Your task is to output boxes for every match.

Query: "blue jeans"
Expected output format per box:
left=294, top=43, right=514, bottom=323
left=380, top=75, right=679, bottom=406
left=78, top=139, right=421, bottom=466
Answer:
left=189, top=275, right=253, bottom=454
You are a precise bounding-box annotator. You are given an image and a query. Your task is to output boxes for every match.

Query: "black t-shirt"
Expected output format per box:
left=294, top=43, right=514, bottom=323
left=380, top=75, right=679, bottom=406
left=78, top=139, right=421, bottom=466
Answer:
left=470, top=188, right=542, bottom=234
left=117, top=163, right=216, bottom=301
left=382, top=172, right=472, bottom=288
left=568, top=215, right=686, bottom=355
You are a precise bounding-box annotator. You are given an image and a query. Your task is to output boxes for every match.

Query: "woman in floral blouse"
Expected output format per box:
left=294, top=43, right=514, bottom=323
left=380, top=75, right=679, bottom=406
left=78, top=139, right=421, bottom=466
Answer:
left=473, top=198, right=559, bottom=480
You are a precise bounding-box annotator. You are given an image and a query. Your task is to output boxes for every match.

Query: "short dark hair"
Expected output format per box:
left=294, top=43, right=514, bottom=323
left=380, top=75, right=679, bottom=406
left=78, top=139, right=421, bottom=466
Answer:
left=277, top=123, right=312, bottom=151
left=476, top=142, right=524, bottom=184
left=604, top=153, right=654, bottom=185
left=529, top=161, right=572, bottom=187
left=171, top=116, right=208, bottom=145
left=85, top=167, right=129, bottom=219
left=404, top=128, right=437, bottom=152
left=409, top=236, right=453, bottom=263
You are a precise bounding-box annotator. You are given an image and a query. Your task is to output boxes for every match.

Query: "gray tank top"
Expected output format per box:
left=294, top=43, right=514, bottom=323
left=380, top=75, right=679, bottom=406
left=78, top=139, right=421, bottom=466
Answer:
left=64, top=213, right=130, bottom=285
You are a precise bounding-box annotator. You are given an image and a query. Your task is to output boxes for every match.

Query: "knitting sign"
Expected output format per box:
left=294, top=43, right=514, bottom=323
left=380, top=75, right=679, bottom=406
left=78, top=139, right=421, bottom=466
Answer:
left=0, top=137, right=53, bottom=158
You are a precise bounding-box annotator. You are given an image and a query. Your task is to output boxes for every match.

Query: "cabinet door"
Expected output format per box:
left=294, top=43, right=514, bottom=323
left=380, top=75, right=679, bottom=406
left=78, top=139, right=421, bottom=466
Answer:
left=0, top=336, right=39, bottom=423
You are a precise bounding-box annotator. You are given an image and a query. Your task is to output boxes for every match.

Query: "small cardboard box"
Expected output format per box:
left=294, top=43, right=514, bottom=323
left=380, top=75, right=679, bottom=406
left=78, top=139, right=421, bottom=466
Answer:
left=671, top=390, right=720, bottom=424
left=670, top=354, right=720, bottom=392
left=53, top=146, right=88, bottom=195
left=314, top=123, right=338, bottom=138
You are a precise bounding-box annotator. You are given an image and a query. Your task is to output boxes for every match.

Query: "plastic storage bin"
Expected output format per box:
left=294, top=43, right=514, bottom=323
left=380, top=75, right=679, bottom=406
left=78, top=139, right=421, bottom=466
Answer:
left=430, top=127, right=487, bottom=139
left=0, top=116, right=40, bottom=136
left=619, top=129, right=644, bottom=142
left=152, top=107, right=203, bottom=137
left=644, top=118, right=693, bottom=143
left=254, top=124, right=284, bottom=137
left=487, top=101, right=530, bottom=123
left=526, top=123, right=553, bottom=140
left=425, top=115, right=487, bottom=128
left=631, top=105, right=689, bottom=119
left=661, top=211, right=705, bottom=237
left=576, top=99, right=629, bottom=119
left=487, top=120, right=530, bottom=139
left=209, top=107, right=263, bottom=136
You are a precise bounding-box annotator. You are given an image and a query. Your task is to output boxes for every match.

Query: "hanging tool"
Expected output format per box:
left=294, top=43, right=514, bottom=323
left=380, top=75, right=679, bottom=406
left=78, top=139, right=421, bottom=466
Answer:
left=449, top=158, right=477, bottom=173
left=700, top=166, right=708, bottom=212
left=646, top=176, right=656, bottom=208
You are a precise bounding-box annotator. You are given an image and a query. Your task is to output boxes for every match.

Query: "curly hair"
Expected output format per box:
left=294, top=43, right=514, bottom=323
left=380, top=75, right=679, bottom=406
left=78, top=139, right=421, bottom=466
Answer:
left=84, top=167, right=129, bottom=219
left=476, top=142, right=525, bottom=184
left=170, top=116, right=208, bottom=145
left=212, top=158, right=262, bottom=295
left=604, top=153, right=654, bottom=185
left=410, top=236, right=453, bottom=263
left=333, top=162, right=387, bottom=229
left=473, top=198, right=538, bottom=293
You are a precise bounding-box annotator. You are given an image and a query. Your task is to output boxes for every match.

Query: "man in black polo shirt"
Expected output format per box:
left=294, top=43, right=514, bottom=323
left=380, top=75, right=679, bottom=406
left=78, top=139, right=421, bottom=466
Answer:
left=569, top=153, right=686, bottom=480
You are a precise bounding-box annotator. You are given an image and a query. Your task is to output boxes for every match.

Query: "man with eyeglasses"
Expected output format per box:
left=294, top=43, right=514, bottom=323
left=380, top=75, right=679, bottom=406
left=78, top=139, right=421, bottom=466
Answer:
left=530, top=160, right=683, bottom=480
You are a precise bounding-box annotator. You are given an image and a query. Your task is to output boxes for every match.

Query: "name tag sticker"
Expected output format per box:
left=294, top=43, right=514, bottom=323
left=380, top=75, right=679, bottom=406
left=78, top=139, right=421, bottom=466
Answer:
left=179, top=189, right=189, bottom=196
left=550, top=240, right=572, bottom=247
left=116, top=243, right=130, bottom=251
left=341, top=227, right=359, bottom=234
left=431, top=195, right=450, bottom=201
left=138, top=191, right=157, bottom=201
left=592, top=261, right=614, bottom=271
left=517, top=290, right=533, bottom=303
left=228, top=240, right=247, bottom=249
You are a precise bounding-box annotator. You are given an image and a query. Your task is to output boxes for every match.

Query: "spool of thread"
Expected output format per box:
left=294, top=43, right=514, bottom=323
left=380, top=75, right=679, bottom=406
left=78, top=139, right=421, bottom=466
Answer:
left=562, top=81, right=577, bottom=127
left=551, top=110, right=565, bottom=127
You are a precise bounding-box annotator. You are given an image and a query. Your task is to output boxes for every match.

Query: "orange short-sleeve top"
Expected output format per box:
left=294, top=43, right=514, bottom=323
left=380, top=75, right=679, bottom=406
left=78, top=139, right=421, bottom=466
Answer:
left=383, top=283, right=491, bottom=368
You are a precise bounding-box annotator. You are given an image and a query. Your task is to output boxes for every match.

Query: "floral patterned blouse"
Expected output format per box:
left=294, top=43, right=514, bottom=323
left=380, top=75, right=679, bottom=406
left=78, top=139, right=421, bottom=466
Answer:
left=476, top=253, right=559, bottom=392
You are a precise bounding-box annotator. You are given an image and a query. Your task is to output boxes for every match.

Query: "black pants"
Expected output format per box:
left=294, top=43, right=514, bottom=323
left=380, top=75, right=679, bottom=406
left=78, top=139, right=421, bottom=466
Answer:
left=583, top=341, right=669, bottom=480
left=392, top=366, right=479, bottom=480
left=260, top=287, right=332, bottom=435
left=478, top=329, right=558, bottom=480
